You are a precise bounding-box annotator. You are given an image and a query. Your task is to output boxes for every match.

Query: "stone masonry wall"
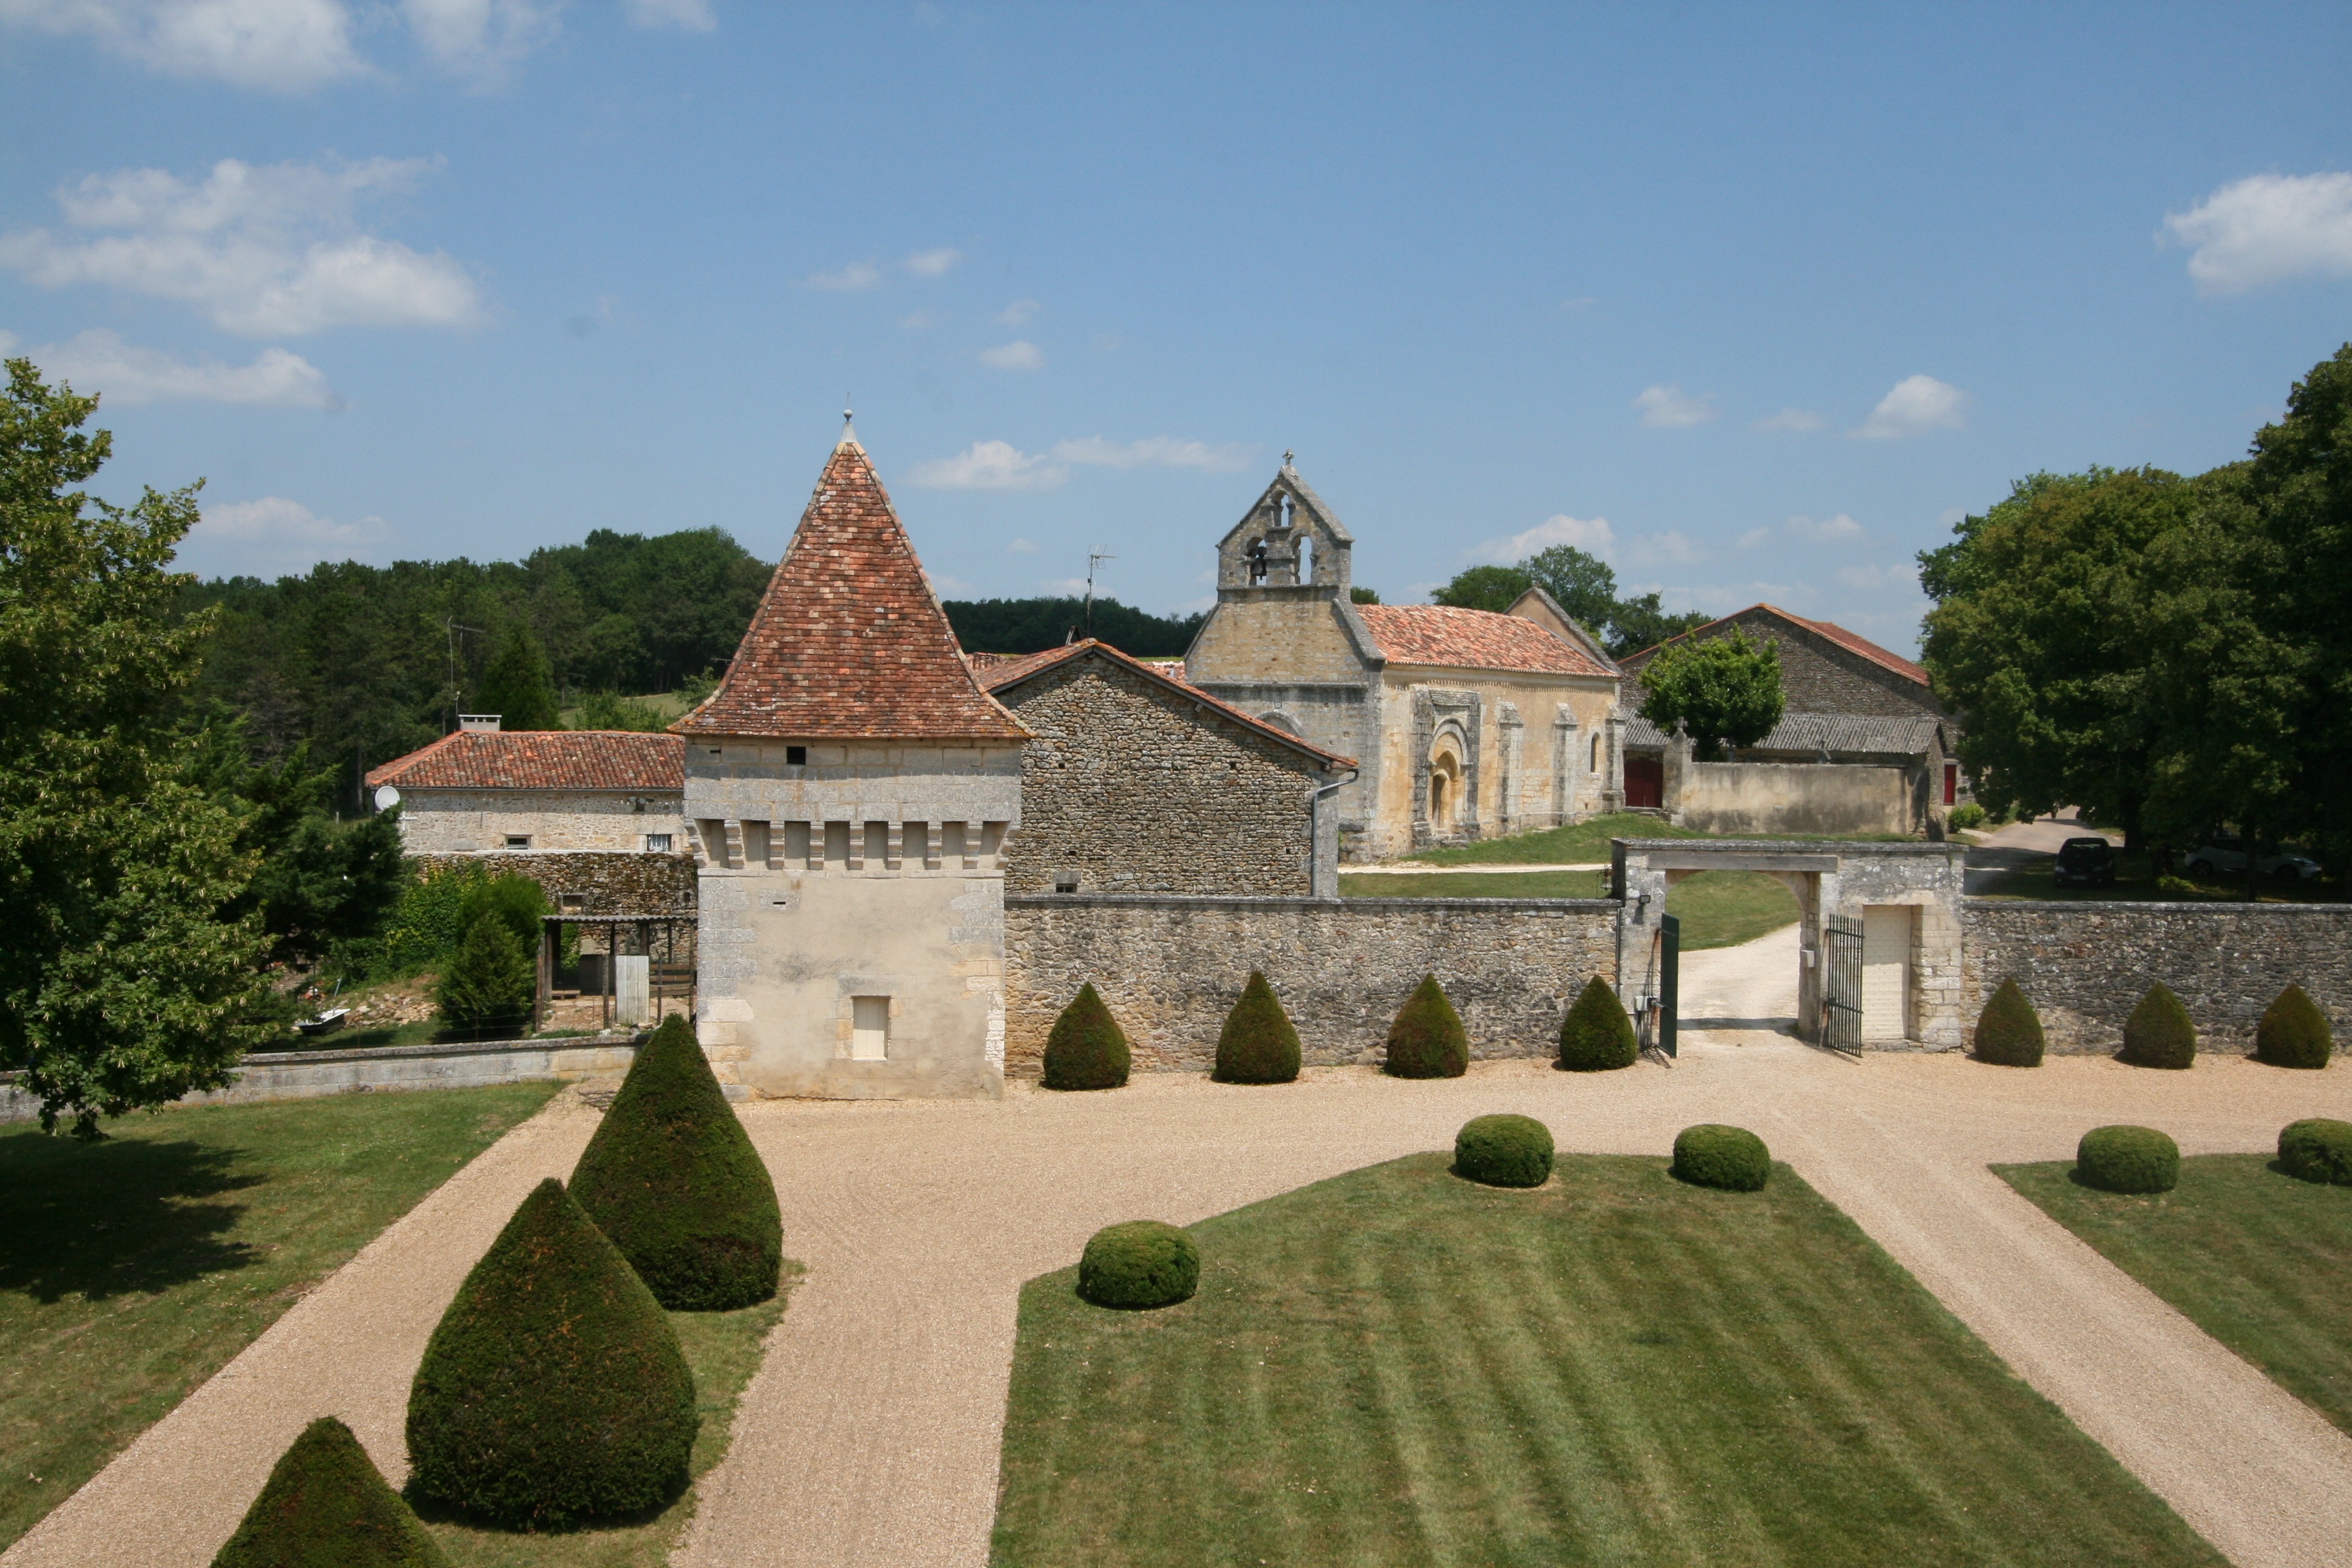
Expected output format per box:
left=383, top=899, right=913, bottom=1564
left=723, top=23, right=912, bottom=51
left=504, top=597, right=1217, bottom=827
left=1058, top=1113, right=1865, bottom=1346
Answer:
left=395, top=788, right=685, bottom=854
left=1961, top=900, right=2352, bottom=1055
left=999, top=659, right=1322, bottom=895
left=1004, top=894, right=1621, bottom=1076
left=1622, top=607, right=1939, bottom=720
left=410, top=851, right=697, bottom=915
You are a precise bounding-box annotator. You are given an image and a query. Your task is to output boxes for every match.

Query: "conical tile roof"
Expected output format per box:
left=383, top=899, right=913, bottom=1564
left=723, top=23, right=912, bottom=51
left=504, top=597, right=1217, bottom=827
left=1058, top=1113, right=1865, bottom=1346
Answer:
left=675, top=437, right=1027, bottom=741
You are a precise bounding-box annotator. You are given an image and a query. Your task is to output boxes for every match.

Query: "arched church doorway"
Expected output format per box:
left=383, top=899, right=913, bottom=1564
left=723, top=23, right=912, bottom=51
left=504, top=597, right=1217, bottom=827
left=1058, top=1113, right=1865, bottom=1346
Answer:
left=1428, top=746, right=1463, bottom=835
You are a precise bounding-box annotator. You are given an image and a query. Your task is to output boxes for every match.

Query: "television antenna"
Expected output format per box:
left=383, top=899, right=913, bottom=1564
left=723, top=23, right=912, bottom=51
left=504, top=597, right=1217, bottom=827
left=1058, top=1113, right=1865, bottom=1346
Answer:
left=1085, top=550, right=1115, bottom=638
left=443, top=618, right=485, bottom=734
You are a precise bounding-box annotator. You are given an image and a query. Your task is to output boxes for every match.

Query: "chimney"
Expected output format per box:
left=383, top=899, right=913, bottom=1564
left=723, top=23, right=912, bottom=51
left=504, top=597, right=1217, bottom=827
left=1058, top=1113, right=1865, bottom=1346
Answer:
left=459, top=714, right=502, bottom=733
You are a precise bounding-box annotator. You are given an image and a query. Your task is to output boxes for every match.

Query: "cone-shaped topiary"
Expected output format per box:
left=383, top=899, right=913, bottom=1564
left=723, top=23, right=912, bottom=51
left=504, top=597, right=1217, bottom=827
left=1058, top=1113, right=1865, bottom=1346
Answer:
left=2076, top=1125, right=2180, bottom=1194
left=1078, top=1220, right=1200, bottom=1308
left=1973, top=977, right=2045, bottom=1067
left=2279, top=1119, right=2352, bottom=1186
left=1041, top=983, right=1131, bottom=1090
left=1558, top=976, right=1636, bottom=1072
left=213, top=1417, right=446, bottom=1568
left=1672, top=1125, right=1771, bottom=1191
left=1384, top=975, right=1468, bottom=1079
left=570, top=1014, right=782, bottom=1310
left=1214, top=971, right=1301, bottom=1083
left=2119, top=982, right=2196, bottom=1069
left=1454, top=1114, right=1554, bottom=1187
left=2255, top=985, right=2332, bottom=1070
left=407, top=1179, right=697, bottom=1528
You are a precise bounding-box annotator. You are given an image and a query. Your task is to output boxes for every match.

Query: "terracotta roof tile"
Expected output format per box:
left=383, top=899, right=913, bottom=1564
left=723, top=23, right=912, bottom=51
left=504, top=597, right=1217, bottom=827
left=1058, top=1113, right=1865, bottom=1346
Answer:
left=981, top=639, right=1354, bottom=770
left=366, top=731, right=684, bottom=792
left=676, top=437, right=1028, bottom=741
left=1356, top=604, right=1612, bottom=676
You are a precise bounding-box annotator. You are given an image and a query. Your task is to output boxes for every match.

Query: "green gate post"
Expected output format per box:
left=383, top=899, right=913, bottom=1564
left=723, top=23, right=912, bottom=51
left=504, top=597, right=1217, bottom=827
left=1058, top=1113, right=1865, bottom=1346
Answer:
left=1660, top=913, right=1679, bottom=1058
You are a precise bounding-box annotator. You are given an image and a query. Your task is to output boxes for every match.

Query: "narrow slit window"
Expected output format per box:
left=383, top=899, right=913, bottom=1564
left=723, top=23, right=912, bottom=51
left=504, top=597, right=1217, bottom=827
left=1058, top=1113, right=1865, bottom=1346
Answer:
left=851, top=996, right=890, bottom=1061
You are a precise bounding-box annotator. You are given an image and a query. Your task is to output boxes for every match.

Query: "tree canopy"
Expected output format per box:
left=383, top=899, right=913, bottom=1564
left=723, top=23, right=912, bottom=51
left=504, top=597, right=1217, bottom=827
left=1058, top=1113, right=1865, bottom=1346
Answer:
left=942, top=596, right=1204, bottom=657
left=1637, top=629, right=1785, bottom=759
left=1430, top=546, right=1710, bottom=656
left=477, top=622, right=561, bottom=731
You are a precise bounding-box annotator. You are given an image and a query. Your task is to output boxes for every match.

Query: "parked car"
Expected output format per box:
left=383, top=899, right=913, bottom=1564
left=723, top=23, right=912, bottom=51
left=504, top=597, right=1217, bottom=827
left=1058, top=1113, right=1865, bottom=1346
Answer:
left=2184, top=842, right=2322, bottom=881
left=2053, top=837, right=2117, bottom=887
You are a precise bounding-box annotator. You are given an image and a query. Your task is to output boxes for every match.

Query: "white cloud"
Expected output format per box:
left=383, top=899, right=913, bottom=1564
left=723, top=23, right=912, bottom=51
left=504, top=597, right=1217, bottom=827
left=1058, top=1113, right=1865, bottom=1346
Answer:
left=806, top=259, right=880, bottom=291
left=1048, top=436, right=1252, bottom=472
left=1466, top=512, right=1616, bottom=565
left=1627, top=531, right=1702, bottom=567
left=904, top=247, right=961, bottom=277
left=1737, top=526, right=1771, bottom=549
left=908, top=440, right=1066, bottom=492
left=27, top=327, right=339, bottom=407
left=1006, top=537, right=1038, bottom=554
left=0, top=0, right=367, bottom=91
left=995, top=297, right=1040, bottom=325
left=184, top=494, right=387, bottom=574
left=980, top=339, right=1043, bottom=371
left=0, top=157, right=482, bottom=336
left=1853, top=375, right=1967, bottom=439
left=1754, top=407, right=1826, bottom=433
left=399, top=0, right=558, bottom=84
left=2163, top=172, right=2352, bottom=294
left=623, top=0, right=711, bottom=30
left=1835, top=562, right=1921, bottom=592
left=1632, top=384, right=1716, bottom=428
left=1784, top=512, right=1864, bottom=543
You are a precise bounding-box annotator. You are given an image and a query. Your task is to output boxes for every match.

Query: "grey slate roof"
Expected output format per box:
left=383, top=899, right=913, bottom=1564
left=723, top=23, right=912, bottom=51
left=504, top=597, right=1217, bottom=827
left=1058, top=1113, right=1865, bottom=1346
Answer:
left=1621, top=710, right=1943, bottom=757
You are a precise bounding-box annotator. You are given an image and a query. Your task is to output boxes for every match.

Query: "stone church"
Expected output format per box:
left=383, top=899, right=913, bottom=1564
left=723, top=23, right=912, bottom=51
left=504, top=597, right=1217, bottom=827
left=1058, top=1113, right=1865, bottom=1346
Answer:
left=1181, top=460, right=1628, bottom=861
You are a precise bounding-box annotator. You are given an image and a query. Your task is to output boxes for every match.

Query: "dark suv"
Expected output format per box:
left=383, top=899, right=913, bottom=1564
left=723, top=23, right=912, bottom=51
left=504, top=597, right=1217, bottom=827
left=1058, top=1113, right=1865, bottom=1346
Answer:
left=2053, top=837, right=2117, bottom=887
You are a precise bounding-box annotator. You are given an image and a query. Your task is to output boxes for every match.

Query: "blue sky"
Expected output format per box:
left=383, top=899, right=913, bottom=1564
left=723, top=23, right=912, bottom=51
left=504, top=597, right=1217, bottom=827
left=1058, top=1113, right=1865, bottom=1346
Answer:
left=4, top=3, right=2348, bottom=655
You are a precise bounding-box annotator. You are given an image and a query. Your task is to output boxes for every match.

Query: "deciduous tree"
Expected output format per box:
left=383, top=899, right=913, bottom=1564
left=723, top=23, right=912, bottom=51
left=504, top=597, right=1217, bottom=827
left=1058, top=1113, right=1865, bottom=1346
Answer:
left=1636, top=630, right=1784, bottom=759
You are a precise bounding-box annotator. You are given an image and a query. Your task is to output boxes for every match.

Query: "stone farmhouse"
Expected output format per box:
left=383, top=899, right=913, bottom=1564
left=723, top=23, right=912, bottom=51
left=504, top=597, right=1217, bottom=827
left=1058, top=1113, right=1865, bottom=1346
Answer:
left=1182, top=462, right=1627, bottom=861
left=364, top=726, right=684, bottom=854
left=1616, top=604, right=1968, bottom=837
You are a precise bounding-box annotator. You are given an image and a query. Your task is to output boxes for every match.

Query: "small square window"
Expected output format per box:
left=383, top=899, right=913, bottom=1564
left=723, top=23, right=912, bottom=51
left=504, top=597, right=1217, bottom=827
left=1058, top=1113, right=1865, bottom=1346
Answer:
left=505, top=834, right=532, bottom=851
left=786, top=745, right=808, bottom=766
left=644, top=832, right=673, bottom=852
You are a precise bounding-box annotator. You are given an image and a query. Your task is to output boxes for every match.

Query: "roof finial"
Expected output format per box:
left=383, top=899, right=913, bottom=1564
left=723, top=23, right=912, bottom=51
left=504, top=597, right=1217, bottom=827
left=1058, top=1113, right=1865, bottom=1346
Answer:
left=1282, top=448, right=1295, bottom=469
left=838, top=394, right=861, bottom=451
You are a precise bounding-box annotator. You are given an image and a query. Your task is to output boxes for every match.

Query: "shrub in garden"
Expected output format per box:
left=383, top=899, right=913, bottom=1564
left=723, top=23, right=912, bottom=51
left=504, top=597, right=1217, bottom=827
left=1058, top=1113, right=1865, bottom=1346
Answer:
left=212, top=1416, right=446, bottom=1568
left=1040, top=983, right=1131, bottom=1090
left=407, top=1178, right=697, bottom=1527
left=1453, top=1114, right=1554, bottom=1187
left=2118, top=983, right=2196, bottom=1070
left=1947, top=802, right=1986, bottom=832
left=1078, top=1221, right=1199, bottom=1308
left=1973, top=977, right=2045, bottom=1067
left=571, top=1014, right=782, bottom=1310
left=2076, top=1125, right=2180, bottom=1194
left=1558, top=976, right=1636, bottom=1072
left=1384, top=975, right=1468, bottom=1079
left=1671, top=1125, right=1771, bottom=1191
left=2255, top=985, right=2332, bottom=1070
left=1214, top=971, right=1301, bottom=1084
left=2278, top=1119, right=2352, bottom=1186
left=434, top=913, right=536, bottom=1039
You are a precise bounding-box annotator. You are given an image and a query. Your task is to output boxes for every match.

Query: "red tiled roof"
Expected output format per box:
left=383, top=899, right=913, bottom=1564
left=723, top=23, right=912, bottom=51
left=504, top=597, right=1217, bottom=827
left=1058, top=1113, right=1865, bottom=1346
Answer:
left=1624, top=604, right=1929, bottom=688
left=365, top=731, right=684, bottom=792
left=981, top=639, right=1355, bottom=770
left=676, top=437, right=1028, bottom=741
left=1356, top=604, right=1613, bottom=676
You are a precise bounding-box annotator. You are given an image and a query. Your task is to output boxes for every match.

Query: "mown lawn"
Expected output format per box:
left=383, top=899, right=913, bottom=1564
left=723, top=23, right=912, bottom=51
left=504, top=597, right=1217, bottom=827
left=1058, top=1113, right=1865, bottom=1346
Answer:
left=1405, top=812, right=1701, bottom=866
left=994, top=1153, right=2220, bottom=1568
left=1667, top=869, right=1800, bottom=951
left=0, top=1082, right=561, bottom=1550
left=1999, top=1154, right=2352, bottom=1434
left=419, top=1284, right=794, bottom=1567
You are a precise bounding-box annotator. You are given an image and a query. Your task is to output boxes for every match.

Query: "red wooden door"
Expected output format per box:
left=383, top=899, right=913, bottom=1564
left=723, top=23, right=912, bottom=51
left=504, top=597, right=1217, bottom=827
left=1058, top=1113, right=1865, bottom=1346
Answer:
left=1624, top=756, right=1664, bottom=809
left=1942, top=763, right=1958, bottom=806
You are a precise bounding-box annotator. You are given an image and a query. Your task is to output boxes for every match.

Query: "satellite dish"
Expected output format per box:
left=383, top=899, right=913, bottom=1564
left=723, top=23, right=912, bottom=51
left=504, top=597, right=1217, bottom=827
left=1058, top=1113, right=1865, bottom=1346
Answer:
left=373, top=785, right=401, bottom=812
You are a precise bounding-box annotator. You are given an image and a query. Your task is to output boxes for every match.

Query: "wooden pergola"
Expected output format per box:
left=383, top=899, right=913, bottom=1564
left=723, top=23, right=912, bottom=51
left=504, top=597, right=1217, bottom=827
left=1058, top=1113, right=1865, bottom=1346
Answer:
left=536, top=913, right=697, bottom=1034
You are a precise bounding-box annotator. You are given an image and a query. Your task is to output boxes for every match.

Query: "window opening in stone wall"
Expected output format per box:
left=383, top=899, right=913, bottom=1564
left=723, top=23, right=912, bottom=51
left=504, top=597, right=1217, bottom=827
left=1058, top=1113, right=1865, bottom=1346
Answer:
left=1298, top=535, right=1314, bottom=583
left=742, top=820, right=770, bottom=866
left=1429, top=747, right=1463, bottom=834
left=783, top=821, right=811, bottom=863
left=825, top=820, right=852, bottom=866
left=786, top=745, right=808, bottom=766
left=1590, top=734, right=1601, bottom=772
left=505, top=834, right=532, bottom=851
left=644, top=832, right=672, bottom=853
left=1247, top=536, right=1269, bottom=583
left=851, top=996, right=890, bottom=1060
left=1053, top=872, right=1080, bottom=893
left=864, top=821, right=890, bottom=866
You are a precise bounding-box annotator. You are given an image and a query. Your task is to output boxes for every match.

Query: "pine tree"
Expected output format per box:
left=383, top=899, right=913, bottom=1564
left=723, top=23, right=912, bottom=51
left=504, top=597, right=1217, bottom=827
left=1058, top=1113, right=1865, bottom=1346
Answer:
left=475, top=624, right=560, bottom=731
left=436, top=914, right=534, bottom=1038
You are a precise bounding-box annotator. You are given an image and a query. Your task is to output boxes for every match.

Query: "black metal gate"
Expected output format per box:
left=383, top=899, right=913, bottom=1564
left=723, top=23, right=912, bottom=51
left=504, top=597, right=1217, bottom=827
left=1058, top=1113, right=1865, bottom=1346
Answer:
left=1821, top=913, right=1864, bottom=1052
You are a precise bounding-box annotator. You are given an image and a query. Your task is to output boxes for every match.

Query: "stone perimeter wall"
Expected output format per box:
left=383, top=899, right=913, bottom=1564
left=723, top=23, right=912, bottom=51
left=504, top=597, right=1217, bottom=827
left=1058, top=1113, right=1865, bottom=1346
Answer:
left=409, top=850, right=697, bottom=916
left=1960, top=900, right=2352, bottom=1054
left=1004, top=894, right=1621, bottom=1076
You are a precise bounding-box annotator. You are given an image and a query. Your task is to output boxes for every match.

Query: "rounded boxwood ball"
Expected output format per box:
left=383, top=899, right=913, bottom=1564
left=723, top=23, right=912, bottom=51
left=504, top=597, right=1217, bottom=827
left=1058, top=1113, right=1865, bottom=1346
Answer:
left=2278, top=1118, right=2352, bottom=1186
left=2076, top=1125, right=2180, bottom=1194
left=2255, top=985, right=2332, bottom=1070
left=1974, top=977, right=2045, bottom=1067
left=1454, top=1114, right=1554, bottom=1187
left=2119, top=983, right=2196, bottom=1070
left=1078, top=1221, right=1199, bottom=1309
left=1671, top=1125, right=1771, bottom=1191
left=213, top=1416, right=446, bottom=1568
left=1042, top=982, right=1131, bottom=1090
left=1558, top=976, right=1636, bottom=1072
left=1385, top=975, right=1468, bottom=1079
left=1214, top=970, right=1302, bottom=1084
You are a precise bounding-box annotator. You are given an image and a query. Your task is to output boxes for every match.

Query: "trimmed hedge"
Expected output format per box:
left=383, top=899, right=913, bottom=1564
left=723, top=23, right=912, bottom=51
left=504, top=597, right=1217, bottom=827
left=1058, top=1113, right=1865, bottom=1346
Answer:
left=1671, top=1125, right=1771, bottom=1192
left=1454, top=1114, right=1554, bottom=1187
left=1214, top=971, right=1302, bottom=1084
left=1042, top=983, right=1131, bottom=1090
left=1973, top=977, right=2045, bottom=1067
left=1384, top=975, right=1468, bottom=1079
left=2076, top=1125, right=2180, bottom=1194
left=213, top=1416, right=446, bottom=1568
left=1078, top=1221, right=1200, bottom=1309
left=1558, top=976, right=1636, bottom=1072
left=2255, top=985, right=2332, bottom=1070
left=2119, top=982, right=2196, bottom=1070
left=406, top=1179, right=697, bottom=1527
left=2278, top=1119, right=2352, bottom=1186
left=570, top=1014, right=783, bottom=1310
